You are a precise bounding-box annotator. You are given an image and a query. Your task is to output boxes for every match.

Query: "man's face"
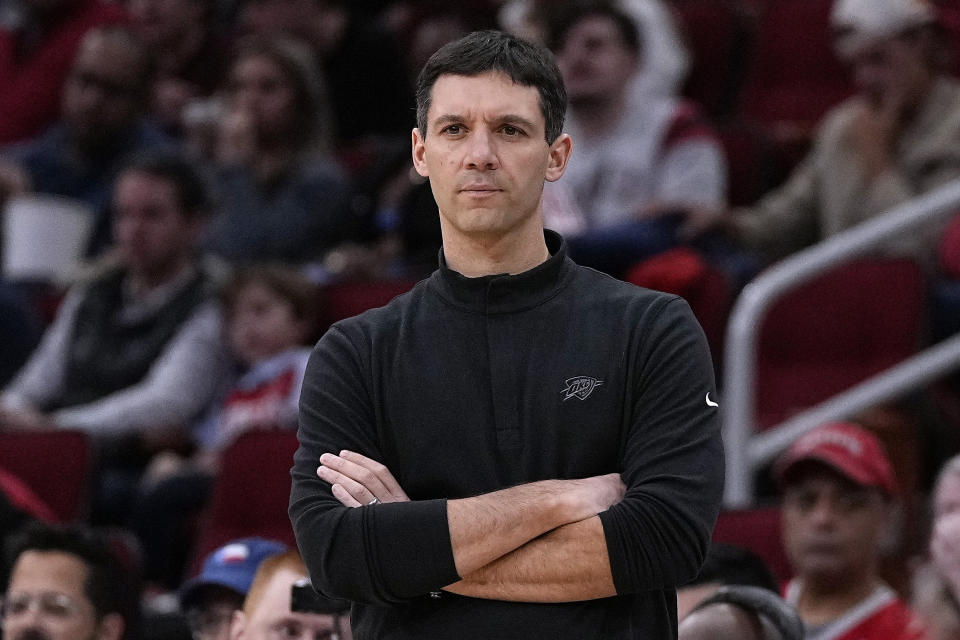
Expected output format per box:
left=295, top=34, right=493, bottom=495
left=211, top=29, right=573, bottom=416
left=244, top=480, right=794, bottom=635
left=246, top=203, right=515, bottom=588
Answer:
left=412, top=71, right=571, bottom=245
left=185, top=588, right=244, bottom=640
left=2, top=551, right=103, bottom=640
left=231, top=568, right=344, bottom=640
left=554, top=15, right=638, bottom=106
left=781, top=464, right=890, bottom=582
left=61, top=34, right=144, bottom=147
left=841, top=34, right=931, bottom=109
left=228, top=54, right=298, bottom=142
left=112, top=171, right=200, bottom=283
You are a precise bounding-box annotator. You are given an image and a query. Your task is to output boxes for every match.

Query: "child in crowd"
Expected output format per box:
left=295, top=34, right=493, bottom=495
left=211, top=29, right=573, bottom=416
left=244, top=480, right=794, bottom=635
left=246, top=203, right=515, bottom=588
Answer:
left=134, top=264, right=319, bottom=589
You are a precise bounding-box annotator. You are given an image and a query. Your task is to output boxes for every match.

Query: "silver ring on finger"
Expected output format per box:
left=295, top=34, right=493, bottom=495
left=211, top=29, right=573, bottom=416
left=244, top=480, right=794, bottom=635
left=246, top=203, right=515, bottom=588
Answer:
left=367, top=497, right=379, bottom=506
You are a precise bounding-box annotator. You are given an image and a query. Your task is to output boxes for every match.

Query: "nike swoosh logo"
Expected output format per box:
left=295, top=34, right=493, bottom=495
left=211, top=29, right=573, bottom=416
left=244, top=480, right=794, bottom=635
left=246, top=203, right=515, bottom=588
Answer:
left=705, top=393, right=719, bottom=407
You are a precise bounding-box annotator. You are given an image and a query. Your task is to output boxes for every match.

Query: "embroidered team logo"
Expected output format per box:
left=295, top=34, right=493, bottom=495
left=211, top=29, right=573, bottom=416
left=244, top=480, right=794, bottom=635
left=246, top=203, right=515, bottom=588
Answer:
left=561, top=376, right=604, bottom=401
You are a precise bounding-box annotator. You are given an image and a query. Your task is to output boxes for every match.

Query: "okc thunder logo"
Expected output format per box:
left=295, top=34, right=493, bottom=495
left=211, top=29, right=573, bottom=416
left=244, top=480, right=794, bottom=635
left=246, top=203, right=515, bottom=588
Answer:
left=562, top=376, right=603, bottom=401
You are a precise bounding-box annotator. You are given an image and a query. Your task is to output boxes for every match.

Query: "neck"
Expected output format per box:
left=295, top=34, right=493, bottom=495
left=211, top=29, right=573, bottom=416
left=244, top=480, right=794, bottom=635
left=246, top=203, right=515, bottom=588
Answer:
left=128, top=256, right=191, bottom=293
left=570, top=90, right=627, bottom=138
left=441, top=219, right=549, bottom=278
left=794, top=570, right=882, bottom=625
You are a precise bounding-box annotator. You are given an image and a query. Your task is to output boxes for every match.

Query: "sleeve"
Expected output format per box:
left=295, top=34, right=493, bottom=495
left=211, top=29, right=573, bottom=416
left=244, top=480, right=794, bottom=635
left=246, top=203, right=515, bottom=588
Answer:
left=1, top=288, right=83, bottom=410
left=50, top=303, right=226, bottom=434
left=598, top=297, right=724, bottom=593
left=289, top=325, right=460, bottom=606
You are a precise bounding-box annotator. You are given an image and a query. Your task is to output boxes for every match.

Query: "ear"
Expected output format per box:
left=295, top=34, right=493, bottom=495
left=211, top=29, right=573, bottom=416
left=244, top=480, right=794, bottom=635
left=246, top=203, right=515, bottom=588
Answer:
left=545, top=133, right=573, bottom=183
left=229, top=609, right=247, bottom=640
left=96, top=612, right=124, bottom=640
left=411, top=127, right=429, bottom=178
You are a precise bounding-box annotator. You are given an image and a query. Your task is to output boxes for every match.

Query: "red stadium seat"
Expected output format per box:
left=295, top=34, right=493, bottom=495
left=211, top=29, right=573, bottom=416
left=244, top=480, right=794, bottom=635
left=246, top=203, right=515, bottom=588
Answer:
left=713, top=506, right=791, bottom=583
left=0, top=429, right=91, bottom=521
left=318, top=278, right=418, bottom=332
left=190, top=430, right=300, bottom=567
left=756, top=259, right=925, bottom=429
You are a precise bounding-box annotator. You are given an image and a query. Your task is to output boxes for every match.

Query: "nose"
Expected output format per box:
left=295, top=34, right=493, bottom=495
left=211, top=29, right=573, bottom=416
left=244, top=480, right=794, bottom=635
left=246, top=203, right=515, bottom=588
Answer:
left=808, top=496, right=840, bottom=528
left=464, top=129, right=499, bottom=170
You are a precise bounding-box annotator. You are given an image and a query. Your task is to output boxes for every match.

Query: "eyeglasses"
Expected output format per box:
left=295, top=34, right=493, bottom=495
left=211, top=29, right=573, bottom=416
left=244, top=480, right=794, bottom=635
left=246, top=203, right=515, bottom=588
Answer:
left=0, top=592, right=86, bottom=622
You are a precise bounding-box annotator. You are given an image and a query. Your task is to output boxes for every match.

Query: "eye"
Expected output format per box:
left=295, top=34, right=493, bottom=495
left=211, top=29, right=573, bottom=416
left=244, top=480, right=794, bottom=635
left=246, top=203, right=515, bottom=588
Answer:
left=500, top=124, right=524, bottom=137
left=441, top=124, right=464, bottom=135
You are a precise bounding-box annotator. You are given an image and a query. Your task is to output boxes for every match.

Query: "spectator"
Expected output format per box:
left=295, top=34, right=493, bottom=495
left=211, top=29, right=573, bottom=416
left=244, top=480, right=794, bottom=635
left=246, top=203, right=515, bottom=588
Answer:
left=133, top=265, right=316, bottom=587
left=0, top=152, right=224, bottom=436
left=2, top=521, right=141, bottom=640
left=203, top=38, right=354, bottom=266
left=912, top=454, right=960, bottom=640
left=543, top=1, right=728, bottom=277
left=0, top=25, right=174, bottom=256
left=679, top=585, right=804, bottom=640
left=674, top=0, right=960, bottom=266
left=677, top=543, right=780, bottom=620
left=126, top=0, right=228, bottom=136
left=0, top=0, right=125, bottom=144
left=229, top=550, right=351, bottom=640
left=180, top=538, right=288, bottom=640
left=775, top=422, right=923, bottom=639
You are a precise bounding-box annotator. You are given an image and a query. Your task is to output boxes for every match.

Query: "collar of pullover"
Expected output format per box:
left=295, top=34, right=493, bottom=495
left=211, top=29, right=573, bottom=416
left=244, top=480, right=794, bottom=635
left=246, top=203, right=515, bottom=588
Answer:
left=430, top=229, right=574, bottom=315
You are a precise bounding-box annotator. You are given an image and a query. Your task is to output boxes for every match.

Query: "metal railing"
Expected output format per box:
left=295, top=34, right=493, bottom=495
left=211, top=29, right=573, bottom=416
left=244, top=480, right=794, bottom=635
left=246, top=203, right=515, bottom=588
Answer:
left=723, top=178, right=960, bottom=507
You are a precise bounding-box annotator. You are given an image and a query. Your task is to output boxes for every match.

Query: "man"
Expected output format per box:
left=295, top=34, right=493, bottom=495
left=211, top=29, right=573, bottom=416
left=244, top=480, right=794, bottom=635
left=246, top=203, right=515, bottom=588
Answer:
left=289, top=30, right=723, bottom=638
left=2, top=522, right=139, bottom=640
left=0, top=0, right=125, bottom=144
left=775, top=421, right=923, bottom=639
left=541, top=2, right=727, bottom=276
left=0, top=25, right=172, bottom=255
left=229, top=550, right=350, bottom=640
left=676, top=0, right=960, bottom=264
left=180, top=538, right=288, bottom=640
left=0, top=152, right=223, bottom=435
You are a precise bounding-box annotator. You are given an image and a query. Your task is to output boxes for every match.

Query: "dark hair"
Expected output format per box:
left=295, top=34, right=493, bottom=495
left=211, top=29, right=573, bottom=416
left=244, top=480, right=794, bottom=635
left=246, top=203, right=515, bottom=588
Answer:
left=221, top=264, right=319, bottom=338
left=688, top=543, right=779, bottom=592
left=81, top=26, right=157, bottom=99
left=693, top=586, right=805, bottom=640
left=118, top=152, right=212, bottom=218
left=545, top=1, right=643, bottom=56
left=4, top=523, right=140, bottom=635
left=415, top=30, right=567, bottom=143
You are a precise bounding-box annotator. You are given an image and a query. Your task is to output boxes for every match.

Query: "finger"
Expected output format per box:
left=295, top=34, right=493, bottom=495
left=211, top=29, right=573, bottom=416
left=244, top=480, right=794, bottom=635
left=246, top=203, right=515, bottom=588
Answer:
left=339, top=450, right=409, bottom=500
left=317, top=465, right=377, bottom=505
left=322, top=453, right=392, bottom=498
left=331, top=483, right=363, bottom=508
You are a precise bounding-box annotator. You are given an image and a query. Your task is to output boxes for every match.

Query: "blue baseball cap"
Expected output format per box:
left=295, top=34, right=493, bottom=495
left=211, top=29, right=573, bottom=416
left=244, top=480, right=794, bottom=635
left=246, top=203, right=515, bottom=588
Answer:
left=180, top=537, right=288, bottom=608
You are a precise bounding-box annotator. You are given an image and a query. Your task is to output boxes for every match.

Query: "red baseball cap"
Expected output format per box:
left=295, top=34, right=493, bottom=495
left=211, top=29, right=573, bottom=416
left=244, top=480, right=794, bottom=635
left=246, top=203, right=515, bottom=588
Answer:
left=774, top=422, right=898, bottom=498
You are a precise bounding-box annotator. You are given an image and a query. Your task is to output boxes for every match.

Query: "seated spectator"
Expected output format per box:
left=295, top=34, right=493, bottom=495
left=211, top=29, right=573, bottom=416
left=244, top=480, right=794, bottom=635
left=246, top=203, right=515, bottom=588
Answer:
left=775, top=422, right=924, bottom=639
left=674, top=0, right=960, bottom=267
left=677, top=542, right=780, bottom=620
left=126, top=0, right=228, bottom=136
left=543, top=1, right=729, bottom=278
left=0, top=151, right=224, bottom=436
left=203, top=38, right=354, bottom=266
left=2, top=521, right=141, bottom=640
left=180, top=538, right=288, bottom=640
left=229, top=550, right=351, bottom=640
left=912, top=454, right=960, bottom=640
left=0, top=25, right=174, bottom=256
left=0, top=0, right=125, bottom=144
left=132, top=265, right=316, bottom=587
left=679, top=585, right=804, bottom=640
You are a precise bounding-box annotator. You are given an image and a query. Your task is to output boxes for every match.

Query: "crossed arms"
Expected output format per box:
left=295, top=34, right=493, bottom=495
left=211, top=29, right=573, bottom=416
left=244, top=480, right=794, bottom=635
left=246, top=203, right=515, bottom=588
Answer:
left=317, top=449, right=624, bottom=602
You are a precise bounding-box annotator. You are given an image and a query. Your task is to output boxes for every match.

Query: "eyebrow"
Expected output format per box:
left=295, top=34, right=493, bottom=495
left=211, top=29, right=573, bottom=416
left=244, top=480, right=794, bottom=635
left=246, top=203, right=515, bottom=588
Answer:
left=431, top=113, right=539, bottom=131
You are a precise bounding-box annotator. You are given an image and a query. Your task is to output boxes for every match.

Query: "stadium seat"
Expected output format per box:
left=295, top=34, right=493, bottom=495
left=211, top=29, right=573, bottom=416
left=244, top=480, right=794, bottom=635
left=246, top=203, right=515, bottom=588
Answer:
left=190, top=430, right=300, bottom=567
left=713, top=506, right=790, bottom=583
left=755, top=259, right=925, bottom=429
left=318, top=278, right=418, bottom=331
left=0, top=429, right=91, bottom=521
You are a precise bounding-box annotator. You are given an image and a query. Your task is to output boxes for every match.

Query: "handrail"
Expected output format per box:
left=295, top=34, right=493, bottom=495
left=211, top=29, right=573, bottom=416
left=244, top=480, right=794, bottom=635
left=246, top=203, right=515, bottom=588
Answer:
left=723, top=178, right=960, bottom=507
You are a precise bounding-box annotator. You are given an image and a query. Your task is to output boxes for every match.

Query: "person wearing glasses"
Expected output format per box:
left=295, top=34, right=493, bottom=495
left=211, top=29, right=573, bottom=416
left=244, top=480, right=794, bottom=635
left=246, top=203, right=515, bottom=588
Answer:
left=1, top=522, right=140, bottom=640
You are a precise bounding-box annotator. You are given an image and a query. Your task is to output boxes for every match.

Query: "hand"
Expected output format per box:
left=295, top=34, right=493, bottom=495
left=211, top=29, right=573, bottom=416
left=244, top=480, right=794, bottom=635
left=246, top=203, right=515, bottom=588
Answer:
left=562, top=473, right=626, bottom=522
left=0, top=406, right=55, bottom=431
left=317, top=450, right=410, bottom=507
left=931, top=511, right=960, bottom=597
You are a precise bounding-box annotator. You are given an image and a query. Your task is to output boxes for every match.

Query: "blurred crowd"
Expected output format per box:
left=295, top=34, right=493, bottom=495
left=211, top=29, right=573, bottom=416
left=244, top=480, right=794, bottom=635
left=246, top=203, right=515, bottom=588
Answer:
left=2, top=0, right=960, bottom=638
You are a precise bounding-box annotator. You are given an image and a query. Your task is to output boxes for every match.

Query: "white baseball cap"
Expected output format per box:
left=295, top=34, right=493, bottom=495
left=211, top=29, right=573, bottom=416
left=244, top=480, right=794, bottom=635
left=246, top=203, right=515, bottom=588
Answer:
left=831, top=0, right=936, bottom=58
